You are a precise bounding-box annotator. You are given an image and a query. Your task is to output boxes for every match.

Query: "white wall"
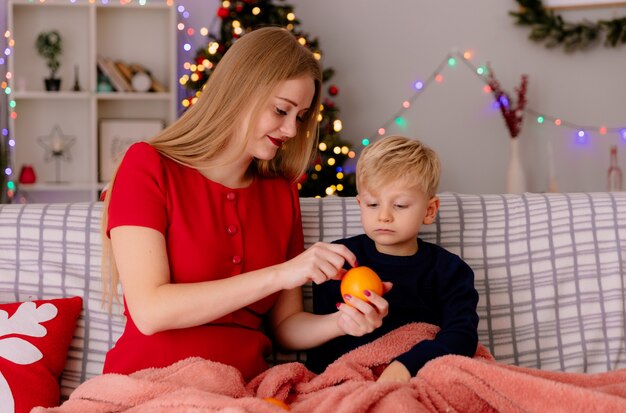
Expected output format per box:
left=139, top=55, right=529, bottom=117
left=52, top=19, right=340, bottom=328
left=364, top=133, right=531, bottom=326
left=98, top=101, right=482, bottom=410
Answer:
left=180, top=0, right=626, bottom=194
left=2, top=1, right=624, bottom=194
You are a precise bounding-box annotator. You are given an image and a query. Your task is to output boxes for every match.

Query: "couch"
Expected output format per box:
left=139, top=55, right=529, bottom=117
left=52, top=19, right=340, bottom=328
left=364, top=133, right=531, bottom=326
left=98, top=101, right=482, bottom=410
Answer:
left=1, top=192, right=625, bottom=403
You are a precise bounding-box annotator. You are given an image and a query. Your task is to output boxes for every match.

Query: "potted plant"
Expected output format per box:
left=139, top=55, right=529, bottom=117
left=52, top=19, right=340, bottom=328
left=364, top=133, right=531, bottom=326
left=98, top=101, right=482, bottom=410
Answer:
left=35, top=30, right=63, bottom=91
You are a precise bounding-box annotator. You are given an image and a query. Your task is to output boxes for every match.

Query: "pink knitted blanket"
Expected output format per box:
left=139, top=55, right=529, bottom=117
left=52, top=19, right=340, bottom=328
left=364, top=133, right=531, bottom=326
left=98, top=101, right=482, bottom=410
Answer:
left=34, top=323, right=626, bottom=413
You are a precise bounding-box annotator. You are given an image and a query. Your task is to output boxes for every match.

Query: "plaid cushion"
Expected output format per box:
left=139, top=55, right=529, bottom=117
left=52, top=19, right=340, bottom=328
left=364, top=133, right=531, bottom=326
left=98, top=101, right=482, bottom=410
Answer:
left=1, top=192, right=625, bottom=397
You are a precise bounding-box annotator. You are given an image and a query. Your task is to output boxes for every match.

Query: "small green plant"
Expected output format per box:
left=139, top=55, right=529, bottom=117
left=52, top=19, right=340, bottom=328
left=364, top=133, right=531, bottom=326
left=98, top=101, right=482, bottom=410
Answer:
left=35, top=30, right=62, bottom=79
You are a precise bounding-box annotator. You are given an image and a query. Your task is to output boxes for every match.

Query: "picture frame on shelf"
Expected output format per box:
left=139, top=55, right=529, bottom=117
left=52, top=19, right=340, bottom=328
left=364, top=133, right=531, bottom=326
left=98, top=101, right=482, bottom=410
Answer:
left=98, top=119, right=164, bottom=183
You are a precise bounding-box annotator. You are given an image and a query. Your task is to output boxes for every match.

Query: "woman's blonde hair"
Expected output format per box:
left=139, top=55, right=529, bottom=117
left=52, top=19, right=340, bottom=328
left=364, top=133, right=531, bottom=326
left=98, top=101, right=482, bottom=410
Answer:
left=356, top=135, right=441, bottom=199
left=101, top=27, right=322, bottom=308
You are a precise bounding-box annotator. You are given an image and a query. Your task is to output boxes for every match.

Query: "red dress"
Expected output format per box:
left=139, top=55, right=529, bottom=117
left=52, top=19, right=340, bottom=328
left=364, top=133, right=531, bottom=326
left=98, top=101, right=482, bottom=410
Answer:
left=103, top=142, right=304, bottom=381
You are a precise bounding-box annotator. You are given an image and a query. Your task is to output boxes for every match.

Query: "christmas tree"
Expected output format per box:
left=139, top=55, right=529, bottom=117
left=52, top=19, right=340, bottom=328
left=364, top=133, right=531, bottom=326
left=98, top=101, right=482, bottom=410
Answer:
left=181, top=0, right=356, bottom=197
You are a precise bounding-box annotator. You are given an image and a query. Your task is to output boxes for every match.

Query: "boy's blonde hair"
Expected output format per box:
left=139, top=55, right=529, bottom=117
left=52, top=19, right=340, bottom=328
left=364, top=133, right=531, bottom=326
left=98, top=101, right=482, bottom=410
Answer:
left=356, top=135, right=441, bottom=198
left=101, top=27, right=322, bottom=309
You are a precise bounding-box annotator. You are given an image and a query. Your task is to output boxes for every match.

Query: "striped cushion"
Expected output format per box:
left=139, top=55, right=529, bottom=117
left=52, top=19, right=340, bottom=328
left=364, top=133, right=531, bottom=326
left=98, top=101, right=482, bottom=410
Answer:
left=0, top=203, right=123, bottom=398
left=1, top=192, right=625, bottom=397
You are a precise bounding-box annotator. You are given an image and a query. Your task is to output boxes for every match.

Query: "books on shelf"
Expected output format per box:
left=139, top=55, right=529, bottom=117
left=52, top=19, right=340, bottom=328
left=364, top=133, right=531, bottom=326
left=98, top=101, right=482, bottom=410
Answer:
left=114, top=61, right=133, bottom=84
left=97, top=56, right=132, bottom=92
left=96, top=57, right=168, bottom=93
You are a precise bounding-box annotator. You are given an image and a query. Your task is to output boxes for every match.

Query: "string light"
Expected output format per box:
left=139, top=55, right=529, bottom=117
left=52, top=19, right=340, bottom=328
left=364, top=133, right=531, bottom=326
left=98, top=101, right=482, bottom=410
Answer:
left=364, top=49, right=626, bottom=150
left=395, top=117, right=407, bottom=128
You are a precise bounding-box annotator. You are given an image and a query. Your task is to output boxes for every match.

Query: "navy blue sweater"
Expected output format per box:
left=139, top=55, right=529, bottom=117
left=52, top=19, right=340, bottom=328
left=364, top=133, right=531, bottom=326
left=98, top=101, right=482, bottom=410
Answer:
left=307, top=234, right=479, bottom=376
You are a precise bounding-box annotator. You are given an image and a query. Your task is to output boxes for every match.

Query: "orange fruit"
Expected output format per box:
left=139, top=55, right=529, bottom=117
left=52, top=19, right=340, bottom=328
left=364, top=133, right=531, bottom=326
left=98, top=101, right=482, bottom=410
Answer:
left=262, top=397, right=291, bottom=410
left=340, top=266, right=383, bottom=303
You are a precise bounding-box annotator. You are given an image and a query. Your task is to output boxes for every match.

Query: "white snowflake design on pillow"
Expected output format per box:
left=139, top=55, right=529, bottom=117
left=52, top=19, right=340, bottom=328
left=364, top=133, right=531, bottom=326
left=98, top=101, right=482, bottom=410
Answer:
left=0, top=302, right=58, bottom=413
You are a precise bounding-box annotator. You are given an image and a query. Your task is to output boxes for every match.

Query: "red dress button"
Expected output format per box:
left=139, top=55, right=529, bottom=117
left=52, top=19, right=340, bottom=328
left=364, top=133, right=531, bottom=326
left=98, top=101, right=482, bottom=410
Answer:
left=232, top=255, right=242, bottom=265
left=226, top=192, right=237, bottom=201
left=227, top=225, right=238, bottom=235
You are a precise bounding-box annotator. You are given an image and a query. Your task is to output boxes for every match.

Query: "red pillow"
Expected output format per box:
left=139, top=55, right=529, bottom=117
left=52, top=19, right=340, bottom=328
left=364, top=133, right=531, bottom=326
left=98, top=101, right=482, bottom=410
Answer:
left=0, top=297, right=82, bottom=413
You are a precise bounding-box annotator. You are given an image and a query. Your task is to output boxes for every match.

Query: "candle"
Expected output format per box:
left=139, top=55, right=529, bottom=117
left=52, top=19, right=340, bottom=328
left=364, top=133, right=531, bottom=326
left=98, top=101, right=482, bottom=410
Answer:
left=52, top=137, right=63, bottom=153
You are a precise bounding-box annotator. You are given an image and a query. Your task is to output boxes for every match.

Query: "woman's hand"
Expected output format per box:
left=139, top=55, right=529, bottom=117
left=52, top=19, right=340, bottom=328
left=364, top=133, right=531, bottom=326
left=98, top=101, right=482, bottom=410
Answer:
left=276, top=242, right=357, bottom=290
left=376, top=361, right=411, bottom=383
left=335, top=282, right=392, bottom=336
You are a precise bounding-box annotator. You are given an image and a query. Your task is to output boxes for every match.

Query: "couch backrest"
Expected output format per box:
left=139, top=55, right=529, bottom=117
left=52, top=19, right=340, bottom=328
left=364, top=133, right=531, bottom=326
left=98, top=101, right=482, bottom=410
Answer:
left=1, top=192, right=625, bottom=398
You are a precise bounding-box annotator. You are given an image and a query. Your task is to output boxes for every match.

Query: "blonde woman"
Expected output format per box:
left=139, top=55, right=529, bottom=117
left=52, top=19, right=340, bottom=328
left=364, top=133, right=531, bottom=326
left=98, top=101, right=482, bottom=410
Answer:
left=101, top=27, right=388, bottom=381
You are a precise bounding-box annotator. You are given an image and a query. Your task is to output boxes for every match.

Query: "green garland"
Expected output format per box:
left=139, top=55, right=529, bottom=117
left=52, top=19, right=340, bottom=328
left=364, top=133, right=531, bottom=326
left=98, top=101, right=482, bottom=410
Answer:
left=510, top=0, right=626, bottom=51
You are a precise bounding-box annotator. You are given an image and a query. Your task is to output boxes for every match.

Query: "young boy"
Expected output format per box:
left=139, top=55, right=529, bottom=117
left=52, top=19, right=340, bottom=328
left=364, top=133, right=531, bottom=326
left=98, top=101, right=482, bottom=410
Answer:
left=307, top=135, right=479, bottom=383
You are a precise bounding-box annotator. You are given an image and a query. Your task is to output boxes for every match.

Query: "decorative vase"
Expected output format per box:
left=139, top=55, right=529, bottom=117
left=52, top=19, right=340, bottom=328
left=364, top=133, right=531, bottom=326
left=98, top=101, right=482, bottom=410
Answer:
left=506, top=138, right=526, bottom=194
left=72, top=65, right=82, bottom=91
left=608, top=146, right=623, bottom=192
left=546, top=139, right=559, bottom=192
left=44, top=78, right=61, bottom=91
left=18, top=165, right=37, bottom=184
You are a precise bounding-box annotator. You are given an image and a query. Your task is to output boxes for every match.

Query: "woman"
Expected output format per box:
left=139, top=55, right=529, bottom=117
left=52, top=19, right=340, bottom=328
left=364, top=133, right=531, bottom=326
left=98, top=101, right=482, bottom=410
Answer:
left=101, top=27, right=388, bottom=381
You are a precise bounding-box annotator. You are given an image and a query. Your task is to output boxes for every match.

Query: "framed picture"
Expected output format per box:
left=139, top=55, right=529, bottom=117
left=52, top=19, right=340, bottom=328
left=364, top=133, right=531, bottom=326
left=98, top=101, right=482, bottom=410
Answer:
left=98, top=118, right=164, bottom=182
left=544, top=0, right=626, bottom=8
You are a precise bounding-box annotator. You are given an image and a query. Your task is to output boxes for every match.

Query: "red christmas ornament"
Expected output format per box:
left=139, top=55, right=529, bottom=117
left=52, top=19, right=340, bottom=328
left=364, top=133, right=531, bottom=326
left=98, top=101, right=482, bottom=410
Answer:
left=323, top=98, right=335, bottom=109
left=328, top=85, right=339, bottom=96
left=236, top=4, right=244, bottom=12
left=217, top=7, right=230, bottom=18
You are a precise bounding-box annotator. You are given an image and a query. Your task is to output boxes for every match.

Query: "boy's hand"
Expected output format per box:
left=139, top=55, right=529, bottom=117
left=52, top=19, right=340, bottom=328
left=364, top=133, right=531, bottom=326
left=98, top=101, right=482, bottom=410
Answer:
left=376, top=361, right=411, bottom=383
left=335, top=283, right=392, bottom=336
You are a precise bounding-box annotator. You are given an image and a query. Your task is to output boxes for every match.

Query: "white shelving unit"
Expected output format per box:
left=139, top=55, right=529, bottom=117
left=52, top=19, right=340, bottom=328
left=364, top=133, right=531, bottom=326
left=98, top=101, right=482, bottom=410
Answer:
left=8, top=0, right=177, bottom=202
